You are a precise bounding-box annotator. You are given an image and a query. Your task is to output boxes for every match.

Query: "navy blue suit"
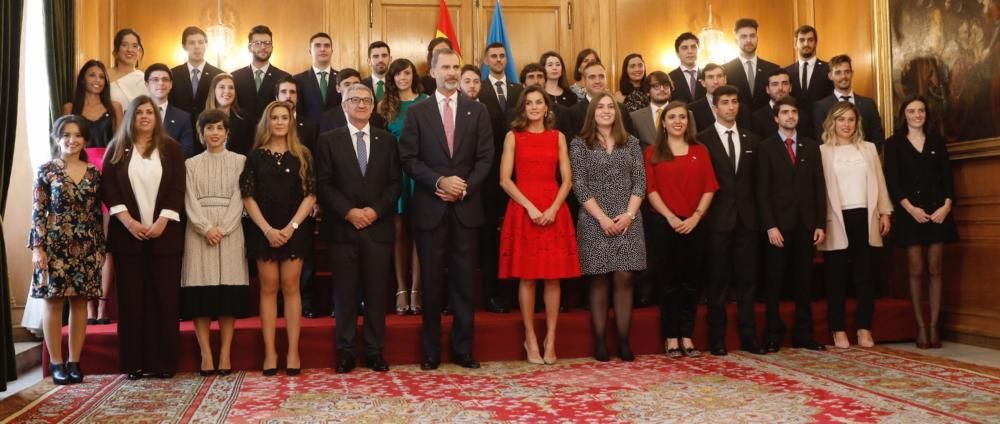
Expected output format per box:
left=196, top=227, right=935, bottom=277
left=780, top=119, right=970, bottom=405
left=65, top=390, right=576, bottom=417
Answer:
left=163, top=105, right=197, bottom=158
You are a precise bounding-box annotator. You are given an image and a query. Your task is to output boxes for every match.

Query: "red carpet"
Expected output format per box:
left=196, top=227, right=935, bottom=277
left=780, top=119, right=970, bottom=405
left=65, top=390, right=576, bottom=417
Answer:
left=43, top=299, right=916, bottom=375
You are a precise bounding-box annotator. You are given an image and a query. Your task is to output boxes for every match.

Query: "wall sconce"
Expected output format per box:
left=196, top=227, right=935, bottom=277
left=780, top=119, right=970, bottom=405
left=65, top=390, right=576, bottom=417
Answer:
left=205, top=0, right=237, bottom=69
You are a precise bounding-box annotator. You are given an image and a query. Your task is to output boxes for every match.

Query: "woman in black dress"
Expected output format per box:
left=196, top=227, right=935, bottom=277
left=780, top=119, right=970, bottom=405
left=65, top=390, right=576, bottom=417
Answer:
left=539, top=51, right=578, bottom=108
left=240, top=101, right=316, bottom=376
left=884, top=96, right=958, bottom=349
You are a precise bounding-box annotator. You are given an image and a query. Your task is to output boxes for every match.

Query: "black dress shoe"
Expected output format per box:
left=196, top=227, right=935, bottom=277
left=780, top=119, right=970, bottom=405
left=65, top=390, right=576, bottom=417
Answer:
left=763, top=339, right=781, bottom=353
left=95, top=318, right=111, bottom=325
left=199, top=369, right=216, bottom=377
left=262, top=368, right=279, bottom=376
left=286, top=368, right=301, bottom=376
left=594, top=344, right=610, bottom=362
left=50, top=363, right=70, bottom=385
left=335, top=353, right=356, bottom=374
left=366, top=355, right=389, bottom=372
left=86, top=318, right=98, bottom=325
left=216, top=369, right=231, bottom=376
left=420, top=356, right=440, bottom=370
left=485, top=297, right=509, bottom=313
left=619, top=339, right=635, bottom=362
left=453, top=354, right=480, bottom=369
left=154, top=372, right=174, bottom=379
left=303, top=311, right=321, bottom=319
left=793, top=340, right=827, bottom=351
left=710, top=345, right=729, bottom=356
left=66, top=362, right=84, bottom=383
left=741, top=341, right=767, bottom=355
left=126, top=370, right=143, bottom=380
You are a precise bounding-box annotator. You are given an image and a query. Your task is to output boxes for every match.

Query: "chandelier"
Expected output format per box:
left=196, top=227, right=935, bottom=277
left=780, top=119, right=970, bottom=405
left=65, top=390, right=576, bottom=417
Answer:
left=697, top=1, right=736, bottom=66
left=205, top=0, right=234, bottom=66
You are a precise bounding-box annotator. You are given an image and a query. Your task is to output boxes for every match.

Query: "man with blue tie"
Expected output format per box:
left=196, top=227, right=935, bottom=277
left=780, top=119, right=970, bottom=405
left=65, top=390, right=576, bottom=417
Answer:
left=144, top=63, right=195, bottom=157
left=294, top=32, right=340, bottom=151
left=168, top=27, right=222, bottom=122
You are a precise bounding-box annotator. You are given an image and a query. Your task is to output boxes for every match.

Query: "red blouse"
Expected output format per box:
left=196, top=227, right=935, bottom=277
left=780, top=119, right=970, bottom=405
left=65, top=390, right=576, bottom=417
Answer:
left=644, top=143, right=719, bottom=218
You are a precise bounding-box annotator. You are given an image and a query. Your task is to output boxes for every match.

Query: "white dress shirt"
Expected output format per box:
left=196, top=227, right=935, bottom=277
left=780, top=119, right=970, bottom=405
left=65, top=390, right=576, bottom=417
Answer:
left=488, top=75, right=507, bottom=97
left=714, top=121, right=742, bottom=170
left=346, top=121, right=371, bottom=163
left=798, top=57, right=817, bottom=86
left=313, top=65, right=333, bottom=87
left=108, top=148, right=181, bottom=225
left=834, top=89, right=856, bottom=104
left=832, top=144, right=868, bottom=209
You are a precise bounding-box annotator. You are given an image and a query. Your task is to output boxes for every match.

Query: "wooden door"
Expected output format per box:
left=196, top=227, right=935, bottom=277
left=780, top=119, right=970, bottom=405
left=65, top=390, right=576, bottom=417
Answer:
left=366, top=0, right=476, bottom=75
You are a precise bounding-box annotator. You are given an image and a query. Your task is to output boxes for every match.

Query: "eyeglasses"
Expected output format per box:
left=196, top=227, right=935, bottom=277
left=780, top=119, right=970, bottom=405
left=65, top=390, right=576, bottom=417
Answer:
left=250, top=41, right=273, bottom=48
left=346, top=97, right=374, bottom=105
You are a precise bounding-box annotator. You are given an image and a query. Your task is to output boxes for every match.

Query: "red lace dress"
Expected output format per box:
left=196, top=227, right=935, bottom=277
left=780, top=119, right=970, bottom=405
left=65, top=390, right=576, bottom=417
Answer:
left=498, top=129, right=581, bottom=279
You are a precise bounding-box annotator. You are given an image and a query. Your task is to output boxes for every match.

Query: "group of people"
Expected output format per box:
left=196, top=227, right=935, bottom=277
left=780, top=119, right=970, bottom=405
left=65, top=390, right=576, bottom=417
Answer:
left=29, top=19, right=957, bottom=385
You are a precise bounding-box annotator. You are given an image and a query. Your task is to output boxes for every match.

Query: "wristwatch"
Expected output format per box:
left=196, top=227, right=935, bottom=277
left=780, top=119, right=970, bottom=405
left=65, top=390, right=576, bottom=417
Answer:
left=291, top=221, right=299, bottom=230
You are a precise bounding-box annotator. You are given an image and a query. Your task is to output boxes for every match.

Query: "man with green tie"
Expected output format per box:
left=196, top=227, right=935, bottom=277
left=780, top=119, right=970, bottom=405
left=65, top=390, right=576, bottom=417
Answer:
left=294, top=32, right=340, bottom=151
left=362, top=41, right=392, bottom=103
left=232, top=25, right=291, bottom=126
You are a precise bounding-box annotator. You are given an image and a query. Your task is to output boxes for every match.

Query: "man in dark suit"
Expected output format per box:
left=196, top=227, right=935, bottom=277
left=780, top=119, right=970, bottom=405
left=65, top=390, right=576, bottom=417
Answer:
left=362, top=41, right=391, bottom=102
left=723, top=18, right=781, bottom=112
left=144, top=63, right=196, bottom=157
left=315, top=83, right=401, bottom=373
left=477, top=42, right=523, bottom=313
left=697, top=85, right=763, bottom=356
left=629, top=71, right=673, bottom=148
left=399, top=48, right=494, bottom=371
left=319, top=68, right=388, bottom=134
left=294, top=32, right=340, bottom=150
left=168, top=27, right=223, bottom=123
left=561, top=62, right=634, bottom=140
left=689, top=64, right=751, bottom=132
left=232, top=25, right=291, bottom=126
left=669, top=32, right=706, bottom=104
left=812, top=54, right=885, bottom=148
left=785, top=25, right=833, bottom=138
left=751, top=69, right=792, bottom=138
left=756, top=96, right=827, bottom=353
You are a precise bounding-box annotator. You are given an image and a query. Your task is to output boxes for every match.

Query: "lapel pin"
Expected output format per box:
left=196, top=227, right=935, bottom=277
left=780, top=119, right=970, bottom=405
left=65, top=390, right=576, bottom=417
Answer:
left=931, top=150, right=937, bottom=154
left=171, top=120, right=176, bottom=124
left=285, top=168, right=290, bottom=173
left=466, top=111, right=471, bottom=116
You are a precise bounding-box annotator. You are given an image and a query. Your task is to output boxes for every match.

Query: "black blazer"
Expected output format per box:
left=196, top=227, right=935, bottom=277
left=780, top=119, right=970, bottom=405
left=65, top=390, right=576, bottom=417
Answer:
left=100, top=138, right=186, bottom=255
left=478, top=79, right=523, bottom=151
left=813, top=93, right=885, bottom=148
left=168, top=62, right=223, bottom=119
left=698, top=126, right=759, bottom=232
left=315, top=125, right=401, bottom=243
left=722, top=57, right=781, bottom=111
left=689, top=97, right=752, bottom=134
left=232, top=64, right=291, bottom=125
left=398, top=94, right=495, bottom=230
left=669, top=67, right=706, bottom=104
left=163, top=105, right=196, bottom=158
left=293, top=68, right=341, bottom=124
left=751, top=105, right=778, bottom=140
left=786, top=59, right=833, bottom=138
left=221, top=112, right=255, bottom=156
left=319, top=108, right=388, bottom=134
left=755, top=135, right=826, bottom=232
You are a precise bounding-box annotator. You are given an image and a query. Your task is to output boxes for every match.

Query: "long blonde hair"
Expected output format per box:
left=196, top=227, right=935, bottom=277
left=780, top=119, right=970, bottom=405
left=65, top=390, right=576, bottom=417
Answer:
left=254, top=101, right=313, bottom=195
left=205, top=73, right=244, bottom=120
left=821, top=101, right=865, bottom=146
left=107, top=95, right=173, bottom=164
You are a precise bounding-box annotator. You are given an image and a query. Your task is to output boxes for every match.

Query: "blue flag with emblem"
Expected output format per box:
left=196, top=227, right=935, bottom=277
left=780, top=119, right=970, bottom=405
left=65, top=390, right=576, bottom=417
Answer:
left=481, top=1, right=519, bottom=83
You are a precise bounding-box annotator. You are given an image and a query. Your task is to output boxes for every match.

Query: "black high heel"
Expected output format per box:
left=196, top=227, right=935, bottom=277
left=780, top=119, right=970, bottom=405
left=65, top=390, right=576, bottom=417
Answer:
left=619, top=338, right=635, bottom=362
left=262, top=368, right=278, bottom=376
left=65, top=362, right=84, bottom=384
left=50, top=363, right=70, bottom=385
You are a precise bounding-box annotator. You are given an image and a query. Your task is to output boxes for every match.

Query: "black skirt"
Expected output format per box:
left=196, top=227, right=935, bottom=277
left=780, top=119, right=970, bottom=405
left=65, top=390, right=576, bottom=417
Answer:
left=180, top=285, right=252, bottom=320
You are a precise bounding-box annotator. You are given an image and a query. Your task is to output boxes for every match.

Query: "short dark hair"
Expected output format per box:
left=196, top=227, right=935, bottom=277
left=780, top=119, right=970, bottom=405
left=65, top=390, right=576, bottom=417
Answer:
left=431, top=48, right=458, bottom=69
left=701, top=63, right=723, bottom=79
left=247, top=25, right=272, bottom=43
left=794, top=25, right=817, bottom=42
left=519, top=63, right=545, bottom=83
left=484, top=42, right=506, bottom=56
left=426, top=37, right=453, bottom=64
left=772, top=95, right=799, bottom=117
left=144, top=63, right=172, bottom=82
left=274, top=75, right=298, bottom=99
left=198, top=109, right=231, bottom=134
left=337, top=68, right=361, bottom=84
left=573, top=48, right=601, bottom=82
left=674, top=32, right=699, bottom=52
left=829, top=54, right=852, bottom=69
left=461, top=64, right=481, bottom=76
left=645, top=71, right=673, bottom=93
left=767, top=68, right=791, bottom=83
left=712, top=85, right=739, bottom=106
left=309, top=32, right=332, bottom=46
left=181, top=26, right=206, bottom=45
left=368, top=40, right=390, bottom=56
left=734, top=18, right=759, bottom=32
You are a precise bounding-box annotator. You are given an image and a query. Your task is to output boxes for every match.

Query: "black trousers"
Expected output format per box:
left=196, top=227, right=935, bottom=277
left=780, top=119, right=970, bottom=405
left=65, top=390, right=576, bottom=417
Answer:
left=763, top=227, right=817, bottom=344
left=479, top=180, right=504, bottom=302
left=416, top=208, right=478, bottom=359
left=331, top=231, right=391, bottom=355
left=705, top=226, right=759, bottom=344
left=824, top=208, right=875, bottom=331
left=651, top=214, right=706, bottom=339
left=115, top=247, right=181, bottom=374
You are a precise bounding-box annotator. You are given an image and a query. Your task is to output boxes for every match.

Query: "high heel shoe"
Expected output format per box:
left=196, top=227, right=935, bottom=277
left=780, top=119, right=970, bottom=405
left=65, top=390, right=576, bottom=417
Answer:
left=619, top=337, right=635, bottom=362
left=542, top=337, right=557, bottom=365
left=832, top=331, right=850, bottom=349
left=929, top=326, right=942, bottom=348
left=262, top=368, right=278, bottom=376
left=410, top=290, right=422, bottom=314
left=857, top=329, right=875, bottom=348
left=594, top=339, right=610, bottom=362
left=524, top=341, right=544, bottom=365
left=66, top=362, right=84, bottom=384
left=50, top=363, right=70, bottom=385
left=395, top=290, right=410, bottom=315
left=916, top=326, right=930, bottom=349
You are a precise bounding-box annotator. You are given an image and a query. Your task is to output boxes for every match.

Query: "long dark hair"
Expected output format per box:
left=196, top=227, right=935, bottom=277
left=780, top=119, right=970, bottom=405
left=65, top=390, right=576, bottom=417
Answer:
left=894, top=95, right=932, bottom=137
left=651, top=101, right=697, bottom=164
left=579, top=91, right=628, bottom=150
left=510, top=86, right=556, bottom=131
left=618, top=53, right=646, bottom=96
left=573, top=48, right=601, bottom=82
left=112, top=28, right=144, bottom=68
left=378, top=58, right=423, bottom=123
left=51, top=114, right=91, bottom=161
left=70, top=60, right=117, bottom=130
left=108, top=95, right=172, bottom=164
left=539, top=51, right=572, bottom=93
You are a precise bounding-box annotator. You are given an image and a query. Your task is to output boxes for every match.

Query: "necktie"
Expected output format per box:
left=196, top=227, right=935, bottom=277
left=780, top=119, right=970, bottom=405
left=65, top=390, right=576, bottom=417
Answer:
left=745, top=60, right=755, bottom=95
left=191, top=68, right=200, bottom=97
left=685, top=70, right=697, bottom=98
left=319, top=71, right=329, bottom=103
left=785, top=138, right=796, bottom=164
left=653, top=107, right=661, bottom=131
left=443, top=97, right=455, bottom=156
left=840, top=95, right=851, bottom=103
left=254, top=69, right=263, bottom=92
left=800, top=62, right=809, bottom=92
left=495, top=81, right=507, bottom=111
left=726, top=130, right=737, bottom=172
left=375, top=80, right=385, bottom=102
left=356, top=131, right=367, bottom=176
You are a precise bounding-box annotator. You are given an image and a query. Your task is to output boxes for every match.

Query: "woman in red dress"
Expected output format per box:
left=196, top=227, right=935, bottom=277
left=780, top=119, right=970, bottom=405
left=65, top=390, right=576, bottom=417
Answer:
left=499, top=86, right=581, bottom=365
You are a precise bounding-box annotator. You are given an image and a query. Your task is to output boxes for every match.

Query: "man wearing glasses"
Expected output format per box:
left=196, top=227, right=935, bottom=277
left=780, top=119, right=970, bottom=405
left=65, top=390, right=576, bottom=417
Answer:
left=232, top=25, right=291, bottom=125
left=314, top=84, right=401, bottom=373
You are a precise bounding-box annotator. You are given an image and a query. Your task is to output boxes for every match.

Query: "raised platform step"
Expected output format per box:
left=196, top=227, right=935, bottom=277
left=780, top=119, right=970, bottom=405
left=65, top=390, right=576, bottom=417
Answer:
left=47, top=299, right=916, bottom=375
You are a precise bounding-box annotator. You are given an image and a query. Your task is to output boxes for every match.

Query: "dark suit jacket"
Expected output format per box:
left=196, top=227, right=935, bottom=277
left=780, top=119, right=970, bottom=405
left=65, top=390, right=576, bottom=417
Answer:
left=812, top=93, right=885, bottom=148
left=723, top=57, right=781, bottom=111
left=751, top=105, right=779, bottom=140
left=319, top=108, right=388, bottom=134
left=755, top=135, right=826, bottom=232
left=232, top=64, right=291, bottom=125
left=315, top=125, right=401, bottom=243
left=689, top=97, right=752, bottom=134
left=561, top=96, right=636, bottom=141
left=100, top=138, right=186, bottom=255
left=698, top=126, right=759, bottom=232
left=293, top=68, right=341, bottom=124
left=786, top=59, right=833, bottom=138
left=168, top=62, right=224, bottom=120
left=398, top=94, right=495, bottom=230
left=478, top=79, right=523, bottom=150
left=669, top=67, right=706, bottom=104
left=163, top=106, right=196, bottom=158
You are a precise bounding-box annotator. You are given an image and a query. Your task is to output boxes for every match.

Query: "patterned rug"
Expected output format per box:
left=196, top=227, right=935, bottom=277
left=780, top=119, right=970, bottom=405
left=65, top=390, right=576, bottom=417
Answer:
left=2, top=347, right=998, bottom=423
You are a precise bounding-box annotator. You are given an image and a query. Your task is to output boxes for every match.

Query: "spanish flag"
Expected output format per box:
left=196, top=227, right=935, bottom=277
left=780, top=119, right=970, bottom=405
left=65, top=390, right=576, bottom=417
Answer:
left=435, top=0, right=462, bottom=57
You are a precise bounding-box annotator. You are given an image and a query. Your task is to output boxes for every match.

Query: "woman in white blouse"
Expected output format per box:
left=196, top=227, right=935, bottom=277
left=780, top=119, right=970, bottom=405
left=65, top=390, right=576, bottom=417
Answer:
left=101, top=96, right=186, bottom=380
left=817, top=102, right=892, bottom=349
left=108, top=29, right=150, bottom=107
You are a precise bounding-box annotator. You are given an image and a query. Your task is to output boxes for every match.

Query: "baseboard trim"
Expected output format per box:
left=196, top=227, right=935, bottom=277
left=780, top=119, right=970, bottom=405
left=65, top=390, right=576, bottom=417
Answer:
left=949, top=331, right=1000, bottom=350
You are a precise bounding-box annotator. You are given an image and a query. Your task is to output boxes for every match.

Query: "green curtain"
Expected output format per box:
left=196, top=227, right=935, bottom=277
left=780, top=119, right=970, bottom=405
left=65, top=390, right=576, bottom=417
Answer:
left=1, top=0, right=26, bottom=391
left=44, top=0, right=75, bottom=126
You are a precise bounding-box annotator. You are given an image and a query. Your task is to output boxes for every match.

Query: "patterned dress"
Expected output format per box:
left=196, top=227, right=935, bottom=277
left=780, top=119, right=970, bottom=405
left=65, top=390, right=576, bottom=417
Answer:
left=570, top=135, right=648, bottom=275
left=28, top=160, right=105, bottom=299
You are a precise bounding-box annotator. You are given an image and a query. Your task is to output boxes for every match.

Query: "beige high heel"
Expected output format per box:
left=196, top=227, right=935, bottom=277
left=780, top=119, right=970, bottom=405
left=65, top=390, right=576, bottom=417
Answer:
left=857, top=329, right=875, bottom=348
left=524, top=341, right=544, bottom=365
left=832, top=331, right=851, bottom=349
